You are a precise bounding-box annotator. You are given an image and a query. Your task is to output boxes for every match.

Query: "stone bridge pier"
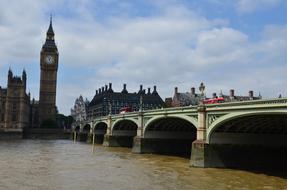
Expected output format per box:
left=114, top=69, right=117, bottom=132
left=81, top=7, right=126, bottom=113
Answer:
left=191, top=103, right=287, bottom=170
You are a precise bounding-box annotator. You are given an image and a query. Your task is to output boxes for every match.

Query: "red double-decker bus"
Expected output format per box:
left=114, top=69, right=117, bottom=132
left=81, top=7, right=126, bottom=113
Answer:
left=203, top=97, right=225, bottom=104
left=119, top=107, right=133, bottom=114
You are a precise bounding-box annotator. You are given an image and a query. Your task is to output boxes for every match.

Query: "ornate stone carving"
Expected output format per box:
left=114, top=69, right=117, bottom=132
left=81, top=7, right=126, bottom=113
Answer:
left=207, top=114, right=226, bottom=127
left=143, top=117, right=152, bottom=125
left=71, top=96, right=89, bottom=122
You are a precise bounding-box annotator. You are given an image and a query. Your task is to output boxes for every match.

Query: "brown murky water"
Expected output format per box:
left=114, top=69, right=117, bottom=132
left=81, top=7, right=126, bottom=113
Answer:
left=0, top=140, right=286, bottom=190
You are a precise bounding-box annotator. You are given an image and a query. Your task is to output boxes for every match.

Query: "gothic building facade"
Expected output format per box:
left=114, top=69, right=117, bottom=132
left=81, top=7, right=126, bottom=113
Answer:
left=0, top=70, right=30, bottom=130
left=0, top=19, right=59, bottom=133
left=71, top=95, right=89, bottom=122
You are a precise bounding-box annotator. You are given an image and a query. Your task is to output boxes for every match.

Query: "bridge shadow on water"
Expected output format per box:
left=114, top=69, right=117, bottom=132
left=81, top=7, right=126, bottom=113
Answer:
left=145, top=142, right=192, bottom=159
left=209, top=144, right=287, bottom=179
left=155, top=144, right=287, bottom=179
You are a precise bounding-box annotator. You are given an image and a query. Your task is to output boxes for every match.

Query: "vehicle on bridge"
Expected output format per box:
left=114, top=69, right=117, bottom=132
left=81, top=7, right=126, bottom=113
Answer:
left=119, top=107, right=133, bottom=114
left=203, top=97, right=225, bottom=104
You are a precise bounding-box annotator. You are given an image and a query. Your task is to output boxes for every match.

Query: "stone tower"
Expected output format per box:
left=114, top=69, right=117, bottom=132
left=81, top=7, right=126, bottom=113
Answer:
left=3, top=69, right=30, bottom=129
left=39, top=17, right=59, bottom=125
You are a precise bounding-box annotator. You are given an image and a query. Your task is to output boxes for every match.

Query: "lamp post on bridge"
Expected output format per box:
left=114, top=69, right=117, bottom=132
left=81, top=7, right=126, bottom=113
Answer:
left=132, top=94, right=144, bottom=153
left=108, top=100, right=112, bottom=116
left=139, top=95, right=143, bottom=112
left=199, top=82, right=205, bottom=98
left=199, top=82, right=206, bottom=103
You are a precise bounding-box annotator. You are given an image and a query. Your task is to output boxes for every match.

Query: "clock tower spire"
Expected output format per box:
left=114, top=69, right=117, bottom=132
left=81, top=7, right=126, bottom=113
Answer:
left=39, top=17, right=59, bottom=126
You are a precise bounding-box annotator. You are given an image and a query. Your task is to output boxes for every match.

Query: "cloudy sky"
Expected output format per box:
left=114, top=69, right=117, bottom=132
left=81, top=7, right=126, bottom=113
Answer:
left=0, top=0, right=286, bottom=115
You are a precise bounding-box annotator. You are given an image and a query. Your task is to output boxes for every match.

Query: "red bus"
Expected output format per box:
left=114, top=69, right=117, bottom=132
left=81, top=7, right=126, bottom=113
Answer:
left=119, top=107, right=132, bottom=114
left=203, top=97, right=225, bottom=104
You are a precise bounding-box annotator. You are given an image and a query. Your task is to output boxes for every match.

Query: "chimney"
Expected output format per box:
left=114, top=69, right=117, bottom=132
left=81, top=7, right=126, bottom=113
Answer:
left=175, top=87, right=178, bottom=94
left=102, top=86, right=104, bottom=92
left=143, top=89, right=146, bottom=94
left=105, top=85, right=108, bottom=92
left=138, top=85, right=143, bottom=94
left=96, top=90, right=98, bottom=95
left=230, top=89, right=235, bottom=98
left=122, top=84, right=128, bottom=93
left=152, top=85, right=158, bottom=95
left=191, top=87, right=195, bottom=95
left=249, top=90, right=254, bottom=99
left=99, top=88, right=102, bottom=93
left=148, top=87, right=151, bottom=94
left=212, top=93, right=217, bottom=98
left=107, top=83, right=113, bottom=93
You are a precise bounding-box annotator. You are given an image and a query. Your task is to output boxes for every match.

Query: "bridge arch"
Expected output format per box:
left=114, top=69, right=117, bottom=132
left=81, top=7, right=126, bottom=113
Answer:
left=206, top=111, right=287, bottom=170
left=83, top=124, right=91, bottom=133
left=111, top=119, right=138, bottom=147
left=78, top=124, right=91, bottom=142
left=93, top=122, right=108, bottom=144
left=74, top=126, right=80, bottom=132
left=207, top=110, right=287, bottom=143
left=144, top=115, right=198, bottom=132
left=143, top=116, right=197, bottom=157
left=93, top=121, right=108, bottom=131
left=111, top=118, right=138, bottom=131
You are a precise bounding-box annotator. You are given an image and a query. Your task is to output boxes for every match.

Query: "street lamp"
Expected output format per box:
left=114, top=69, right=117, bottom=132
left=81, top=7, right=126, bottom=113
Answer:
left=199, top=82, right=206, bottom=103
left=139, top=95, right=143, bottom=112
left=108, top=99, right=112, bottom=115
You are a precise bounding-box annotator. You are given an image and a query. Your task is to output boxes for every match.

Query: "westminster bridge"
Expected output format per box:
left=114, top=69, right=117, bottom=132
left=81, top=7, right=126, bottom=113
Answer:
left=73, top=98, right=287, bottom=169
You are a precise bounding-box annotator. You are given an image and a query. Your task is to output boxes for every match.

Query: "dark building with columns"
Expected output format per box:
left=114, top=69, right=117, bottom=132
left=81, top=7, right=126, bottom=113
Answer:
left=87, top=83, right=164, bottom=118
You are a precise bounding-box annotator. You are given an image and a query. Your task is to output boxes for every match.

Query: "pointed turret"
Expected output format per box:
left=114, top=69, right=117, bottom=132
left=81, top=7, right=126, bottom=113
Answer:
left=8, top=68, right=13, bottom=79
left=47, top=15, right=55, bottom=37
left=22, top=69, right=26, bottom=80
left=42, top=15, right=57, bottom=50
left=22, top=69, right=27, bottom=89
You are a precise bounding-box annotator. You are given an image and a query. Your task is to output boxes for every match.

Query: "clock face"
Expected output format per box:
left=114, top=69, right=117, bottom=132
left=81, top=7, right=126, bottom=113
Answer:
left=45, top=55, right=54, bottom=64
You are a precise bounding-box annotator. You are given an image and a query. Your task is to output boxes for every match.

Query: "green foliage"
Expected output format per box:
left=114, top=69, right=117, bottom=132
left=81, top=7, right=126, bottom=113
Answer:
left=56, top=114, right=74, bottom=129
left=41, top=119, right=57, bottom=128
left=39, top=114, right=74, bottom=129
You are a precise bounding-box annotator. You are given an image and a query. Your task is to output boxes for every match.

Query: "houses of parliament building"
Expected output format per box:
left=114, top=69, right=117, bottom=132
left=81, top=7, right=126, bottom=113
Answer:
left=0, top=19, right=59, bottom=133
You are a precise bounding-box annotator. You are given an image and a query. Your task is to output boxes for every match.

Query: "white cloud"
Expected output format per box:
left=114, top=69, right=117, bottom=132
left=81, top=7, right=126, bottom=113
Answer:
left=191, top=28, right=249, bottom=65
left=236, top=0, right=283, bottom=14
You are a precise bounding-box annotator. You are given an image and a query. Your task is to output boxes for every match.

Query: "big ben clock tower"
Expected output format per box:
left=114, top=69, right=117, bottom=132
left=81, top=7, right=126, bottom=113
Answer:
left=39, top=17, right=59, bottom=125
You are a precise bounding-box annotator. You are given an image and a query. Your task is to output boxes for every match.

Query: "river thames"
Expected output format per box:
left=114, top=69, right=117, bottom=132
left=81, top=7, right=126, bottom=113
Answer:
left=0, top=140, right=286, bottom=190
